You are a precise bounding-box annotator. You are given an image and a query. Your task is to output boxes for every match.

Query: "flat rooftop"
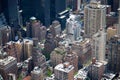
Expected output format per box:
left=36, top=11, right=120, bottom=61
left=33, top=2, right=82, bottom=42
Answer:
left=0, top=56, right=16, bottom=66
left=54, top=62, right=74, bottom=73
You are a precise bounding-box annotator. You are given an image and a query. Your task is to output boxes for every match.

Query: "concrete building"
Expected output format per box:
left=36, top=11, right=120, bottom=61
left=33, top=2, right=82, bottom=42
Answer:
left=23, top=39, right=33, bottom=60
left=4, top=41, right=23, bottom=62
left=0, top=56, right=17, bottom=80
left=92, top=29, right=106, bottom=61
left=44, top=32, right=57, bottom=54
left=21, top=57, right=33, bottom=78
left=0, top=25, right=11, bottom=46
left=32, top=39, right=46, bottom=72
left=64, top=51, right=78, bottom=72
left=32, top=47, right=46, bottom=72
left=106, top=12, right=118, bottom=27
left=26, top=17, right=47, bottom=41
left=88, top=59, right=106, bottom=80
left=54, top=62, right=74, bottom=80
left=107, top=27, right=117, bottom=41
left=50, top=46, right=66, bottom=67
left=49, top=20, right=61, bottom=38
left=71, top=38, right=92, bottom=67
left=66, top=13, right=82, bottom=41
left=31, top=67, right=44, bottom=80
left=84, top=0, right=106, bottom=37
left=108, top=35, right=120, bottom=73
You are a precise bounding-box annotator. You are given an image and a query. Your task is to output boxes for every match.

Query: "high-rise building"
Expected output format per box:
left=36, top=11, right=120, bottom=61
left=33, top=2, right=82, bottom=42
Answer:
left=49, top=20, right=61, bottom=38
left=0, top=0, right=22, bottom=27
left=7, top=0, right=20, bottom=27
left=84, top=0, right=106, bottom=37
left=0, top=56, right=17, bottom=80
left=54, top=62, right=74, bottom=80
left=32, top=39, right=46, bottom=72
left=21, top=0, right=66, bottom=27
left=50, top=46, right=66, bottom=67
left=66, top=13, right=82, bottom=41
left=23, top=39, right=33, bottom=60
left=43, top=32, right=57, bottom=54
left=0, top=25, right=11, bottom=46
left=26, top=17, right=47, bottom=41
left=64, top=51, right=78, bottom=72
left=108, top=35, right=120, bottom=73
left=71, top=38, right=92, bottom=67
left=88, top=59, right=106, bottom=80
left=4, top=41, right=23, bottom=62
left=108, top=0, right=119, bottom=12
left=92, top=29, right=106, bottom=61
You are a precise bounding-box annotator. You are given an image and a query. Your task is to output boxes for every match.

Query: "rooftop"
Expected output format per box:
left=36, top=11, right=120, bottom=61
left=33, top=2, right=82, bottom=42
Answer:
left=54, top=47, right=66, bottom=55
left=31, top=66, right=42, bottom=74
left=54, top=62, right=74, bottom=73
left=74, top=69, right=88, bottom=80
left=0, top=56, right=16, bottom=66
left=92, top=61, right=104, bottom=68
left=102, top=73, right=115, bottom=80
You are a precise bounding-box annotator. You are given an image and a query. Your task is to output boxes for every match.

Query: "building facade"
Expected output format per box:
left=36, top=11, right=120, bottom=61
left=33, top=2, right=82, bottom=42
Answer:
left=54, top=62, right=74, bottom=80
left=26, top=17, right=47, bottom=41
left=84, top=0, right=106, bottom=37
left=92, top=29, right=106, bottom=61
left=108, top=35, right=120, bottom=73
left=0, top=56, right=17, bottom=80
left=31, top=67, right=44, bottom=80
left=64, top=51, right=78, bottom=72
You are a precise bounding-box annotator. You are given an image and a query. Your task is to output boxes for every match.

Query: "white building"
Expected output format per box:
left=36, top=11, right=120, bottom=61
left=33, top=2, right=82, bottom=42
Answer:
left=66, top=13, right=82, bottom=41
left=92, top=28, right=106, bottom=61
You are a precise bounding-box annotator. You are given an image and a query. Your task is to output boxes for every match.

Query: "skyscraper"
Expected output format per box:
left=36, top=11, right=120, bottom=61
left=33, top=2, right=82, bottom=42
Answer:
left=21, top=0, right=66, bottom=27
left=84, top=0, right=106, bottom=37
left=108, top=35, right=120, bottom=73
left=92, top=29, right=106, bottom=61
left=0, top=25, right=11, bottom=46
left=26, top=17, right=47, bottom=41
left=66, top=13, right=82, bottom=41
left=108, top=0, right=119, bottom=12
